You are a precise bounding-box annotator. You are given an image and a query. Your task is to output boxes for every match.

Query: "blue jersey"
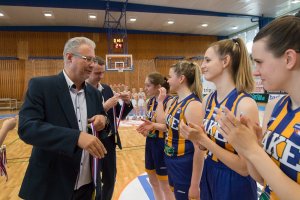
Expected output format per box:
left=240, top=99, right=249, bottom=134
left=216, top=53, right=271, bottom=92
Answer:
left=146, top=95, right=172, bottom=138
left=204, top=89, right=252, bottom=162
left=165, top=93, right=201, bottom=157
left=262, top=96, right=300, bottom=200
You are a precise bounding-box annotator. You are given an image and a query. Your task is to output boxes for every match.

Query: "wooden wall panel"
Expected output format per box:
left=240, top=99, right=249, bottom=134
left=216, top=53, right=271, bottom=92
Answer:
left=0, top=31, right=217, bottom=100
left=17, top=40, right=29, bottom=59
left=0, top=32, right=18, bottom=57
left=0, top=60, right=25, bottom=100
left=23, top=60, right=63, bottom=97
left=127, top=34, right=216, bottom=59
left=0, top=31, right=216, bottom=59
left=155, top=59, right=204, bottom=78
left=27, top=32, right=68, bottom=57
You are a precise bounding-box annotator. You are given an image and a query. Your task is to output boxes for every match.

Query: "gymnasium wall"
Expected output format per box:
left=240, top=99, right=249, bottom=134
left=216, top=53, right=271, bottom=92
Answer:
left=0, top=31, right=217, bottom=100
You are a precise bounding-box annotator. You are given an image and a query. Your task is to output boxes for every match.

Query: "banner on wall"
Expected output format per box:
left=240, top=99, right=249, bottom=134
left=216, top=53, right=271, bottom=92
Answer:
left=202, top=76, right=216, bottom=96
left=268, top=94, right=286, bottom=102
left=251, top=93, right=269, bottom=103
left=254, top=77, right=265, bottom=93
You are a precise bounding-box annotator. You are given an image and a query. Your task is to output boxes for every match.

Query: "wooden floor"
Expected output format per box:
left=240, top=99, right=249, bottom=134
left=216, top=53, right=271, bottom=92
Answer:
left=0, top=112, right=146, bottom=200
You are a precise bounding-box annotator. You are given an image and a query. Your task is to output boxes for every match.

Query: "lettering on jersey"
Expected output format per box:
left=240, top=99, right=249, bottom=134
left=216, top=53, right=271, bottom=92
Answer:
left=203, top=119, right=227, bottom=143
left=263, top=131, right=300, bottom=171
left=280, top=140, right=300, bottom=171
left=166, top=114, right=179, bottom=130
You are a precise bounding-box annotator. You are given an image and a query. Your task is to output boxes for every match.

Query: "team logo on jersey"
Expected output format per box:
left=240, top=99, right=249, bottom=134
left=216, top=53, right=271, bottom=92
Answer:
left=293, top=123, right=300, bottom=135
left=164, top=144, right=174, bottom=156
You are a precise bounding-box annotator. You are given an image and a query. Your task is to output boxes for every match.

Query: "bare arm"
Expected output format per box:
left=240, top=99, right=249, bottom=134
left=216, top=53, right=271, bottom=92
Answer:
left=215, top=97, right=300, bottom=199
left=184, top=101, right=205, bottom=199
left=248, top=144, right=300, bottom=200
left=0, top=117, right=17, bottom=146
left=243, top=100, right=278, bottom=184
left=103, top=94, right=120, bottom=112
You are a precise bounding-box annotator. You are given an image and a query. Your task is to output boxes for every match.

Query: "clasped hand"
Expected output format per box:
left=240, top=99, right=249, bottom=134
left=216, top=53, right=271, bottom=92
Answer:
left=214, top=106, right=262, bottom=156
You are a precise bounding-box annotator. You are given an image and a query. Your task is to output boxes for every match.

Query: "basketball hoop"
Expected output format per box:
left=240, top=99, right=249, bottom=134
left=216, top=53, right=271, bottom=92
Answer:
left=105, top=54, right=133, bottom=72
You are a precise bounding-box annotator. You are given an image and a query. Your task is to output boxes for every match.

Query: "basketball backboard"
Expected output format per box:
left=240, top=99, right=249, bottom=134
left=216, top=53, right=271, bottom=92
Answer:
left=106, top=54, right=133, bottom=72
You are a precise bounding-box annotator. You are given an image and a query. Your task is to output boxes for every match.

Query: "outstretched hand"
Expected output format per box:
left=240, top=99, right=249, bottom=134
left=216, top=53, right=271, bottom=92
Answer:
left=136, top=119, right=154, bottom=137
left=1, top=115, right=18, bottom=132
left=0, top=115, right=18, bottom=146
left=104, top=94, right=120, bottom=110
left=119, top=91, right=131, bottom=104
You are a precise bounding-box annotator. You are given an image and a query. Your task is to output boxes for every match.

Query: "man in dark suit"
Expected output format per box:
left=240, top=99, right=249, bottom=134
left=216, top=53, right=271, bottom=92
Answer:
left=87, top=57, right=133, bottom=200
left=18, top=37, right=107, bottom=200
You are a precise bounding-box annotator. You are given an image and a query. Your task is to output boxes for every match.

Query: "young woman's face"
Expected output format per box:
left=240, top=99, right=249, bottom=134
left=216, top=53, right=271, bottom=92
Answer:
left=167, top=68, right=181, bottom=93
left=252, top=39, right=288, bottom=92
left=144, top=77, right=159, bottom=97
left=201, top=47, right=224, bottom=82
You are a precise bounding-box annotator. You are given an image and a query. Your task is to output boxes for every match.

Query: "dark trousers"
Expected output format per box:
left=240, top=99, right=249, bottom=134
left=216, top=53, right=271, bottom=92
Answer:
left=100, top=135, right=117, bottom=200
left=72, top=183, right=93, bottom=200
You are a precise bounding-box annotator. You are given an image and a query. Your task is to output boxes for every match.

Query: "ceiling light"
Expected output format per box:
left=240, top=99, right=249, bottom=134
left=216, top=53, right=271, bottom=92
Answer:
left=201, top=23, right=208, bottom=27
left=129, top=18, right=137, bottom=22
left=291, top=0, right=300, bottom=3
left=43, top=11, right=53, bottom=17
left=167, top=20, right=174, bottom=25
left=0, top=12, right=4, bottom=17
left=88, top=14, right=97, bottom=19
left=232, top=26, right=238, bottom=30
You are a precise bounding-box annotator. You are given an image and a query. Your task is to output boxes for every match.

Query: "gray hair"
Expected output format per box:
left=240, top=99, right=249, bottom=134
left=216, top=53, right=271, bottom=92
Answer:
left=63, top=37, right=96, bottom=63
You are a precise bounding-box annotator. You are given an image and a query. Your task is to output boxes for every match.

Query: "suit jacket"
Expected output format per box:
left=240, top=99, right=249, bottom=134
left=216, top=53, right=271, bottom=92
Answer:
left=100, top=84, right=133, bottom=149
left=18, top=72, right=105, bottom=200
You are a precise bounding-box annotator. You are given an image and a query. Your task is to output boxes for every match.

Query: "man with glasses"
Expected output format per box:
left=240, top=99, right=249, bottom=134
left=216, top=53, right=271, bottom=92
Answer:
left=18, top=37, right=107, bottom=200
left=87, top=57, right=132, bottom=200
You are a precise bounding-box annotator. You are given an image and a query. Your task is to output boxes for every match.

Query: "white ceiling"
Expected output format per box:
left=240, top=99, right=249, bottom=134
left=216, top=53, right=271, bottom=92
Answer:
left=0, top=0, right=299, bottom=36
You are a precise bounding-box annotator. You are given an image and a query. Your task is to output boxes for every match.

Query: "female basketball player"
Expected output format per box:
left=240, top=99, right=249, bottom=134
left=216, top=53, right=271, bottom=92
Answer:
left=180, top=38, right=259, bottom=200
left=137, top=72, right=174, bottom=200
left=138, top=61, right=205, bottom=200
left=213, top=15, right=300, bottom=200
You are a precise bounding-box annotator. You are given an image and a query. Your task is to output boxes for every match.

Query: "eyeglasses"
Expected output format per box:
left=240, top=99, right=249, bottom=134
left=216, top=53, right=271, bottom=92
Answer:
left=72, top=53, right=98, bottom=64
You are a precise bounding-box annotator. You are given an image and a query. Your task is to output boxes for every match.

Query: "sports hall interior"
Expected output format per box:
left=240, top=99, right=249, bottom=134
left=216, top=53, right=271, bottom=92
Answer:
left=0, top=1, right=299, bottom=199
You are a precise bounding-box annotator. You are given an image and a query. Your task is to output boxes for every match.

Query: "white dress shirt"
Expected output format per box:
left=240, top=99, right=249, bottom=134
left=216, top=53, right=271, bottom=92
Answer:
left=63, top=70, right=91, bottom=190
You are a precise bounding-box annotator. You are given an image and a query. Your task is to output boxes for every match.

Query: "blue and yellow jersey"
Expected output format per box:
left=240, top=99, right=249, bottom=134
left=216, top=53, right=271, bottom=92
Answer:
left=203, top=88, right=252, bottom=162
left=165, top=93, right=200, bottom=157
left=146, top=95, right=172, bottom=138
left=261, top=95, right=300, bottom=200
